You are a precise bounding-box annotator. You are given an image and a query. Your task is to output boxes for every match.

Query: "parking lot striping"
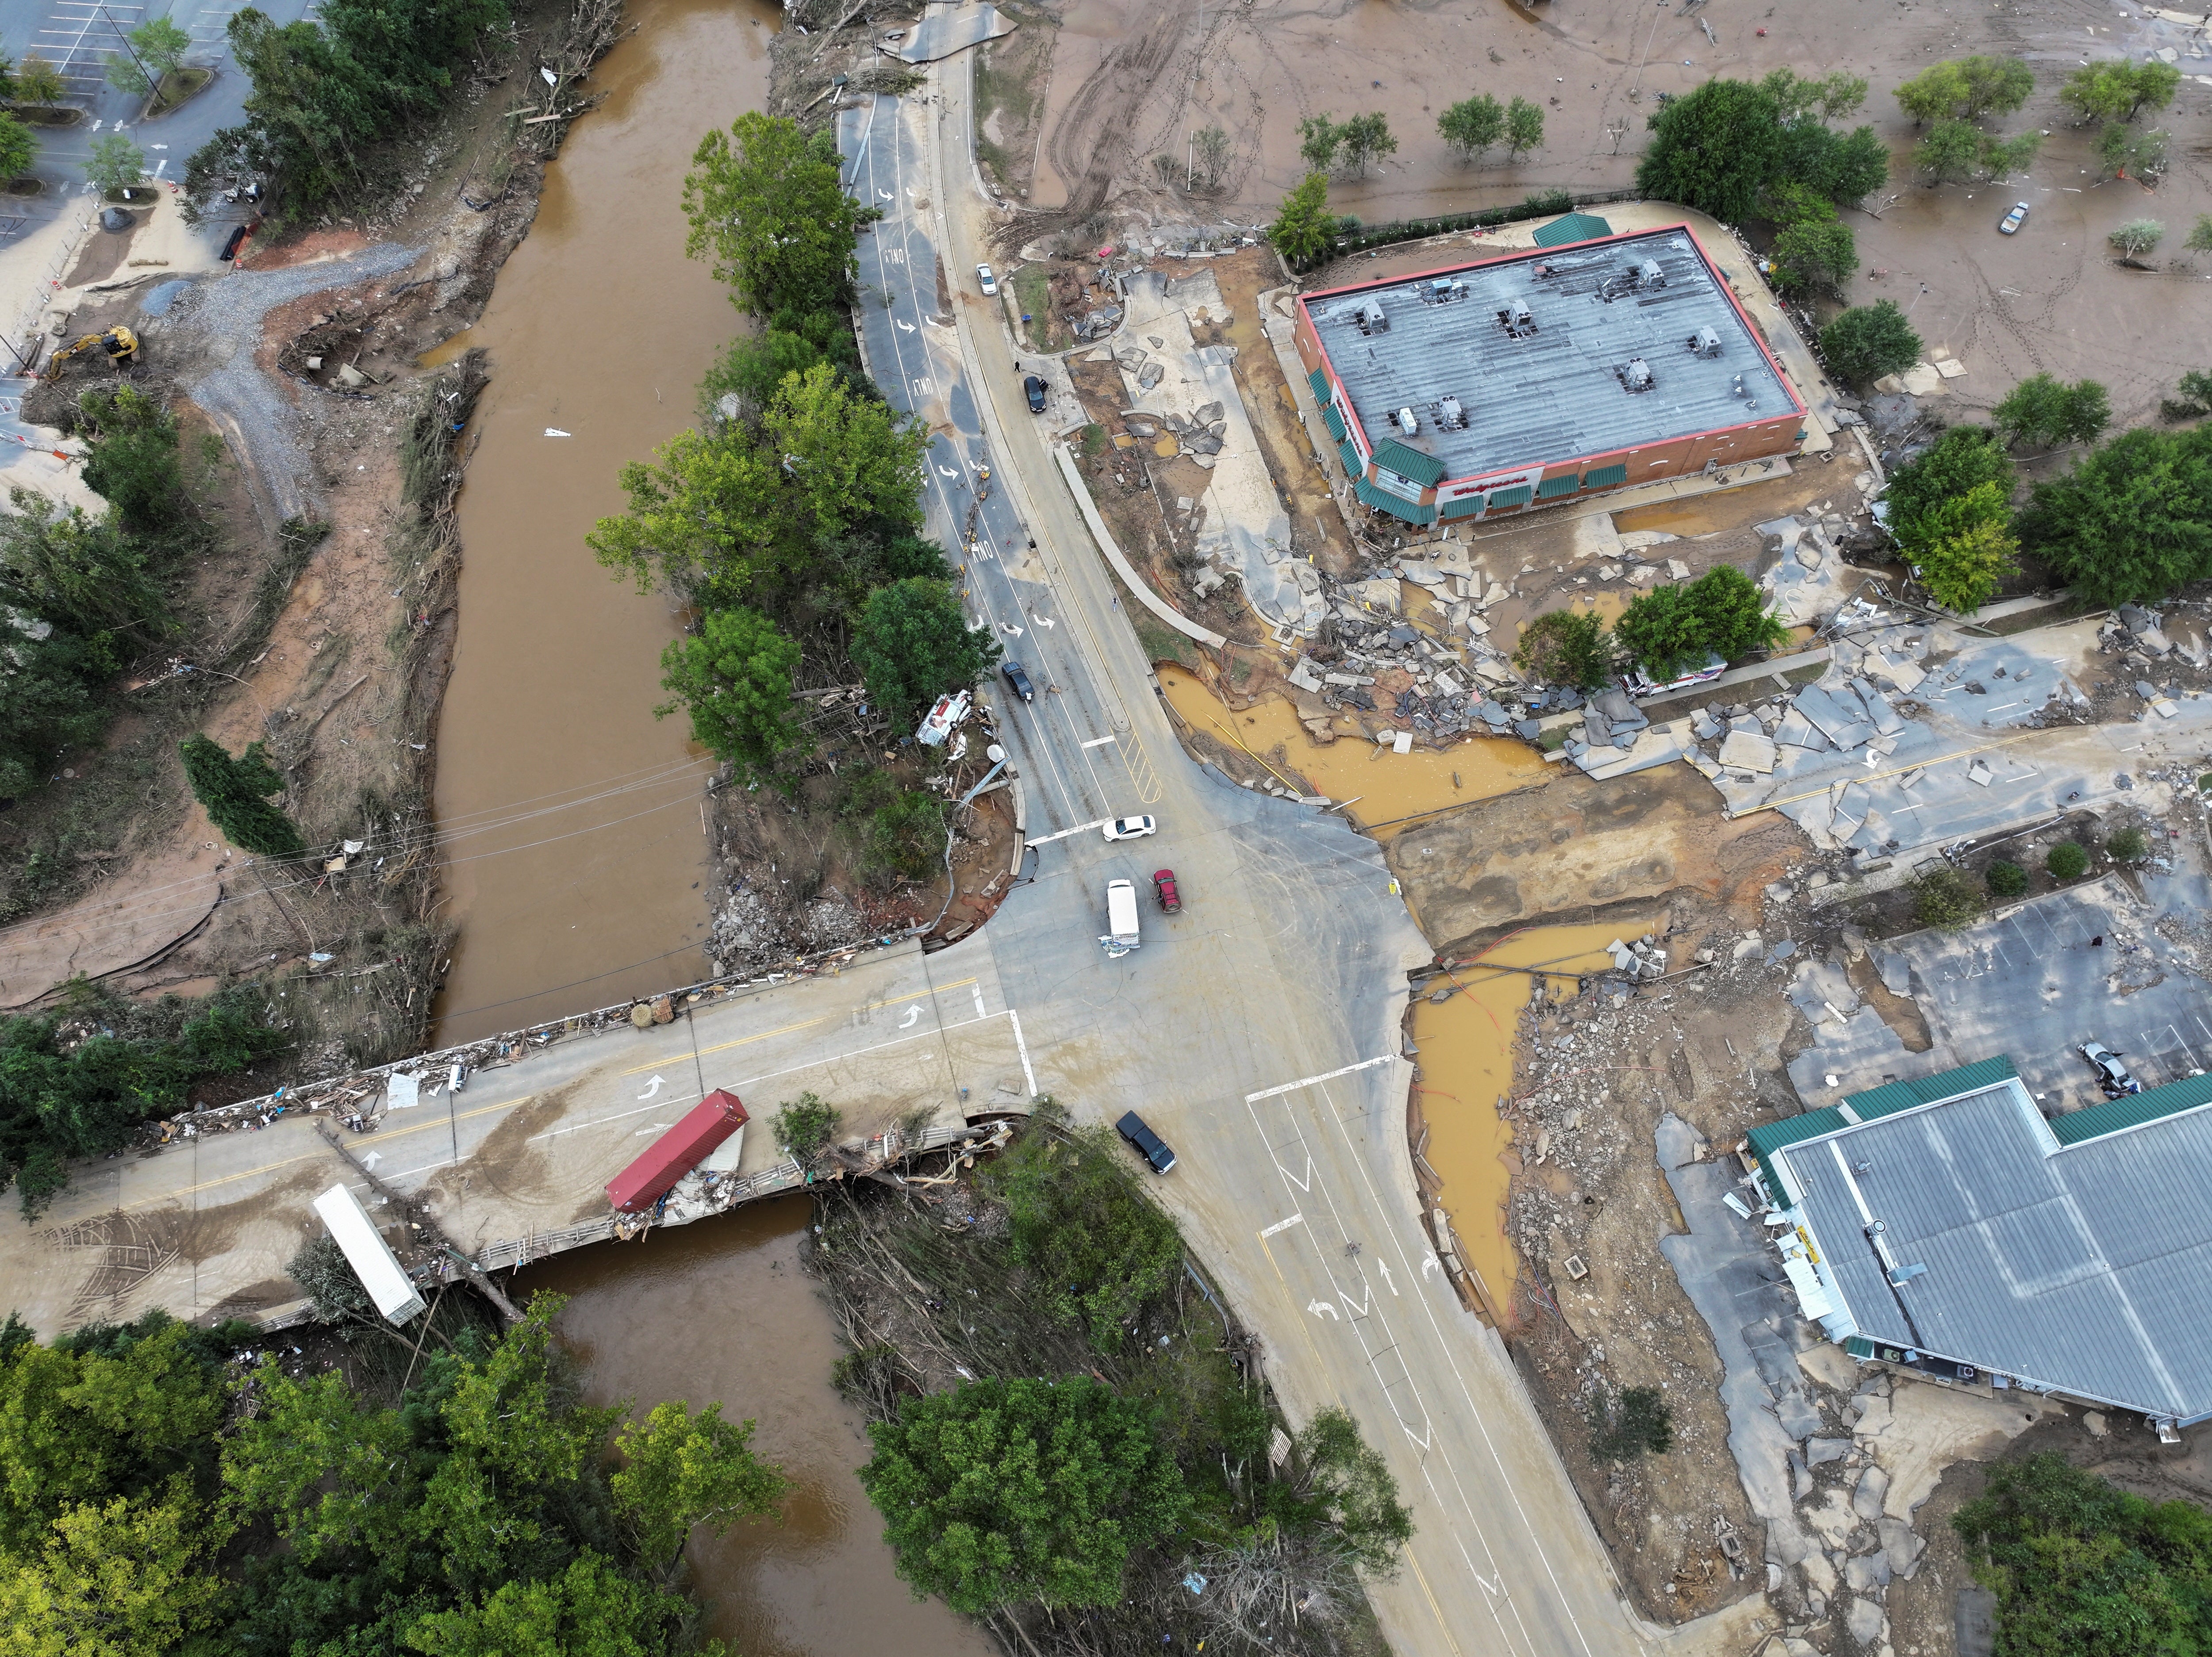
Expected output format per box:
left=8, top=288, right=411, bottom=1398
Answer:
left=1079, top=735, right=1117, bottom=749
left=1025, top=817, right=1110, bottom=845
left=617, top=976, right=980, bottom=1076
left=1245, top=1053, right=1394, bottom=1104
left=1006, top=1008, right=1037, bottom=1096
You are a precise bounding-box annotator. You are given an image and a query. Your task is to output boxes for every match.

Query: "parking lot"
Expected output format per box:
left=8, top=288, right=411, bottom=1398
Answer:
left=1788, top=868, right=2212, bottom=1115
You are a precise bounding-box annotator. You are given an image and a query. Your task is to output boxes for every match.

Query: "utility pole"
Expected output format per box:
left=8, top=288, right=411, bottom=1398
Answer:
left=1629, top=0, right=1669, bottom=101
left=98, top=4, right=154, bottom=92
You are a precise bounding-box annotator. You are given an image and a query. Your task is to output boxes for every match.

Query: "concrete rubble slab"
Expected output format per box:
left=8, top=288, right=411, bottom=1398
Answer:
left=1718, top=730, right=1778, bottom=773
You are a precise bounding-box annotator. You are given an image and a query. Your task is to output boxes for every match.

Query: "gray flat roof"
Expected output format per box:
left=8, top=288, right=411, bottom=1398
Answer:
left=1774, top=1078, right=2212, bottom=1422
left=1304, top=226, right=1797, bottom=483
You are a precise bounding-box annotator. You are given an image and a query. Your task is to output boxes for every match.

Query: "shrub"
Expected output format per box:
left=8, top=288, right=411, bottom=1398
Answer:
left=2046, top=841, right=2089, bottom=880
left=1985, top=859, right=2029, bottom=898
left=1588, top=1386, right=1673, bottom=1461
left=1513, top=607, right=1616, bottom=690
left=770, top=1091, right=842, bottom=1164
left=2109, top=218, right=2164, bottom=261
left=2106, top=825, right=2148, bottom=864
left=178, top=734, right=305, bottom=859
left=1912, top=864, right=1984, bottom=929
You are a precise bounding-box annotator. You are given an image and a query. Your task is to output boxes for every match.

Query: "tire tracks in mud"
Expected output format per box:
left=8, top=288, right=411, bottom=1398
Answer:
left=1031, top=0, right=1193, bottom=234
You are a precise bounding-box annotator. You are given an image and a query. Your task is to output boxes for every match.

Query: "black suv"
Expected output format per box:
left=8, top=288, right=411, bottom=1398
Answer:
left=1001, top=660, right=1036, bottom=702
left=1116, top=1111, right=1176, bottom=1174
left=1024, top=374, right=1048, bottom=413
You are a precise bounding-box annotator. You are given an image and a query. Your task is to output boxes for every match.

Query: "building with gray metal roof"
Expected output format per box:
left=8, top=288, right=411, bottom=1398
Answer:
left=1293, top=220, right=1808, bottom=528
left=1755, top=1058, right=2212, bottom=1427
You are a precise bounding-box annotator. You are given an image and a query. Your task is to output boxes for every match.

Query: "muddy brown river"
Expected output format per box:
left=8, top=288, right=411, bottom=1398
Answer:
left=427, top=0, right=790, bottom=1046
left=427, top=5, right=988, bottom=1649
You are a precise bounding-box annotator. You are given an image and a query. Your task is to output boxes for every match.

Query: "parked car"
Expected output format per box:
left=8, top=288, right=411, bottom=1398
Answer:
left=976, top=263, right=998, bottom=295
left=1001, top=659, right=1036, bottom=703
left=1102, top=815, right=1157, bottom=841
left=1999, top=202, right=2029, bottom=235
left=1116, top=1110, right=1176, bottom=1174
left=1024, top=373, right=1048, bottom=413
left=2081, top=1040, right=2143, bottom=1096
left=1152, top=868, right=1180, bottom=912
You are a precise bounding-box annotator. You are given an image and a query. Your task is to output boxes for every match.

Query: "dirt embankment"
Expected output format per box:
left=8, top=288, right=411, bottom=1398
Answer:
left=0, top=0, right=626, bottom=1072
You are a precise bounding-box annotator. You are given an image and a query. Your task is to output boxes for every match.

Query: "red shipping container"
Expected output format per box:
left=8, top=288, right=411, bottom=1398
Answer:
left=605, top=1089, right=748, bottom=1212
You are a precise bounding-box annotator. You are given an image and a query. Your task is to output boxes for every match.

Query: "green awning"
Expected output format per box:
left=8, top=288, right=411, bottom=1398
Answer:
left=1369, top=438, right=1447, bottom=488
left=1486, top=484, right=1533, bottom=509
left=1536, top=473, right=1581, bottom=500
left=1308, top=367, right=1333, bottom=407
left=1532, top=213, right=1614, bottom=249
left=1322, top=403, right=1347, bottom=443
left=1440, top=494, right=1485, bottom=521
left=1338, top=439, right=1365, bottom=477
left=1582, top=462, right=1628, bottom=489
left=1354, top=477, right=1435, bottom=525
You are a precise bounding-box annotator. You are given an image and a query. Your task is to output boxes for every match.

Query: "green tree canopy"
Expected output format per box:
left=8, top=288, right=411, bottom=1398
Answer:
left=1887, top=424, right=2016, bottom=547
left=0, top=113, right=34, bottom=182
left=14, top=54, right=68, bottom=105
left=77, top=386, right=184, bottom=530
left=864, top=787, right=946, bottom=885
left=1280, top=1406, right=1415, bottom=1573
left=1295, top=113, right=1342, bottom=172
left=1513, top=607, right=1616, bottom=691
left=1993, top=373, right=2111, bottom=450
left=1771, top=213, right=1856, bottom=297
left=1266, top=173, right=1333, bottom=266
left=107, top=15, right=191, bottom=94
left=1437, top=94, right=1504, bottom=160
left=1819, top=300, right=1922, bottom=387
left=2016, top=426, right=2212, bottom=607
left=610, top=1400, right=790, bottom=1573
left=2058, top=58, right=2181, bottom=124
left=2109, top=217, right=2164, bottom=260
left=1336, top=111, right=1396, bottom=176
left=1612, top=583, right=1708, bottom=681
left=682, top=111, right=878, bottom=317
left=1637, top=76, right=1887, bottom=222
left=85, top=132, right=148, bottom=196
left=1911, top=483, right=2019, bottom=614
left=654, top=606, right=807, bottom=780
left=178, top=734, right=303, bottom=858
left=1688, top=565, right=1787, bottom=660
left=1503, top=96, right=1544, bottom=159
left=1895, top=56, right=2034, bottom=123
left=851, top=575, right=999, bottom=727
left=858, top=1375, right=1189, bottom=1614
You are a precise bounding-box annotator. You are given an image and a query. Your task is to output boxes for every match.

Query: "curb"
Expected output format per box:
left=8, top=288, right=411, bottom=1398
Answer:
left=1050, top=445, right=1227, bottom=649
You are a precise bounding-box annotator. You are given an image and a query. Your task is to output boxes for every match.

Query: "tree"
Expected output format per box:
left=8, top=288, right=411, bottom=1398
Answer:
left=1761, top=68, right=1868, bottom=123
left=1503, top=96, right=1543, bottom=160
left=1790, top=122, right=1890, bottom=207
left=979, top=1106, right=1183, bottom=1351
left=2018, top=427, right=2212, bottom=606
left=1912, top=865, right=1983, bottom=928
left=2107, top=825, right=2149, bottom=864
left=1912, top=117, right=1983, bottom=183
left=851, top=575, right=998, bottom=727
left=1286, top=1406, right=1415, bottom=1573
left=1613, top=584, right=1709, bottom=680
left=2047, top=841, right=2089, bottom=880
left=2189, top=215, right=2212, bottom=258
left=0, top=1481, right=230, bottom=1652
left=1336, top=112, right=1395, bottom=176
left=1886, top=425, right=2015, bottom=548
left=1895, top=55, right=2032, bottom=123
left=2109, top=218, right=2164, bottom=261
left=178, top=734, right=304, bottom=858
left=654, top=606, right=807, bottom=779
left=1437, top=94, right=1503, bottom=161
left=1295, top=113, right=1341, bottom=173
left=404, top=1551, right=678, bottom=1657
left=77, top=386, right=185, bottom=529
left=858, top=1376, right=1189, bottom=1614
left=107, top=15, right=191, bottom=96
left=610, top=1401, right=789, bottom=1573
left=2097, top=121, right=2168, bottom=182
left=768, top=1091, right=841, bottom=1166
left=0, top=486, right=167, bottom=642
left=2058, top=58, right=2180, bottom=124
left=1993, top=373, right=2110, bottom=450
left=1688, top=565, right=1786, bottom=660
left=1513, top=608, right=1616, bottom=690
left=0, top=113, right=34, bottom=182
left=1913, top=485, right=2019, bottom=613
left=1266, top=172, right=1333, bottom=266
left=14, top=54, right=67, bottom=105
left=2162, top=368, right=2212, bottom=423
left=1819, top=300, right=1921, bottom=387
left=682, top=111, right=878, bottom=318
left=1190, top=125, right=1229, bottom=191
left=1772, top=215, right=1857, bottom=296
left=1985, top=859, right=2028, bottom=898
left=85, top=132, right=148, bottom=197
left=1636, top=78, right=1783, bottom=223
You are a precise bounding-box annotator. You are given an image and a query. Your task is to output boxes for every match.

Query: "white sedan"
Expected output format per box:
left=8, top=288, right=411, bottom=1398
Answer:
left=976, top=264, right=998, bottom=295
left=1102, top=815, right=1156, bottom=841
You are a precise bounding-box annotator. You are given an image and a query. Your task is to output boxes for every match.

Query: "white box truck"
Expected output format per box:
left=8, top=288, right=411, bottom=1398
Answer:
left=1101, top=878, right=1141, bottom=958
left=311, top=1182, right=427, bottom=1324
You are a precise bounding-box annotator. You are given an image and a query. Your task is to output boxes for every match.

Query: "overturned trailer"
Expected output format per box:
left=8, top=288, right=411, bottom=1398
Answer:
left=606, top=1088, right=749, bottom=1213
left=311, top=1182, right=426, bottom=1324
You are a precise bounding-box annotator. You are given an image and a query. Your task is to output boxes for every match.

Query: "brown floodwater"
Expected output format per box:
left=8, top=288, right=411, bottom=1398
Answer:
left=1155, top=662, right=1546, bottom=832
left=517, top=1200, right=992, bottom=1657
left=428, top=0, right=787, bottom=1044
left=1411, top=920, right=1652, bottom=1327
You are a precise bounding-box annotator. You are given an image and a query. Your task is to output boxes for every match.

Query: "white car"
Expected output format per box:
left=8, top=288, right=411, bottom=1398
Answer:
left=1102, top=815, right=1156, bottom=841
left=976, top=264, right=998, bottom=295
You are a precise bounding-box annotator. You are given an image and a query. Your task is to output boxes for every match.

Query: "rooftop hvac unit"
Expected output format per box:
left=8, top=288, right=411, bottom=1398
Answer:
left=1497, top=299, right=1536, bottom=338
left=1690, top=325, right=1721, bottom=358
left=1438, top=396, right=1467, bottom=430
left=1619, top=357, right=1654, bottom=392
left=1426, top=278, right=1465, bottom=303
left=1638, top=258, right=1665, bottom=288
left=1356, top=298, right=1389, bottom=334
left=1395, top=406, right=1419, bottom=436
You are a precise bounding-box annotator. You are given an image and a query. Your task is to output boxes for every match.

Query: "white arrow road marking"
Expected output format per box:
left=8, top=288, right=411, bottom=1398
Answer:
left=1403, top=1421, right=1432, bottom=1451
left=937, top=464, right=958, bottom=476
left=1472, top=1571, right=1502, bottom=1599
left=1306, top=1300, right=1340, bottom=1320
left=877, top=188, right=893, bottom=199
left=1032, top=614, right=1056, bottom=628
left=899, top=1004, right=922, bottom=1029
left=1422, top=1254, right=1442, bottom=1277
left=1259, top=1212, right=1304, bottom=1239
left=1379, top=1262, right=1398, bottom=1296
left=896, top=319, right=916, bottom=333
left=1338, top=1282, right=1371, bottom=1318
left=362, top=1151, right=381, bottom=1171
left=636, top=1074, right=666, bottom=1101
left=1272, top=1152, right=1313, bottom=1192
left=544, top=428, right=572, bottom=437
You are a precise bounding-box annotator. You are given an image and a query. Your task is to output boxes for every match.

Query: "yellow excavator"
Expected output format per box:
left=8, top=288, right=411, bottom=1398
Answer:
left=45, top=324, right=139, bottom=380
